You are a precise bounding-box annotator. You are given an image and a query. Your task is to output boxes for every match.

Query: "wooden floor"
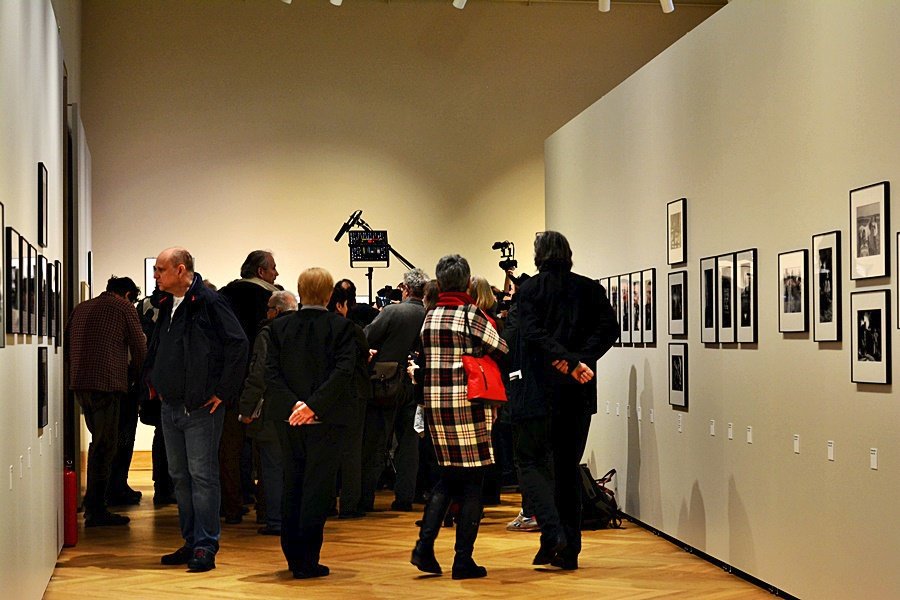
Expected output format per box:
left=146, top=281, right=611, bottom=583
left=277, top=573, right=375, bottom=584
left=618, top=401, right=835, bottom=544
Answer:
left=46, top=458, right=769, bottom=599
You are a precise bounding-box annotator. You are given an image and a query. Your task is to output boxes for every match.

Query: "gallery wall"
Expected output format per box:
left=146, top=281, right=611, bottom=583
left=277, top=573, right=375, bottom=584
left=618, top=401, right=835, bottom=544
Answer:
left=545, top=1, right=900, bottom=598
left=0, top=1, right=68, bottom=598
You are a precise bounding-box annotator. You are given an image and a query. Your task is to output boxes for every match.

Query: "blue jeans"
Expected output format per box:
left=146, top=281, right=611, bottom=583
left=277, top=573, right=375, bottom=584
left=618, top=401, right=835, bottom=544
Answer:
left=161, top=402, right=225, bottom=553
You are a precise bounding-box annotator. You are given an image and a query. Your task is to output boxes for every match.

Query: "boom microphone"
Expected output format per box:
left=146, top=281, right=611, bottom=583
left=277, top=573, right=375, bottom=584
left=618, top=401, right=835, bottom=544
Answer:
left=334, top=210, right=363, bottom=242
left=492, top=241, right=510, bottom=250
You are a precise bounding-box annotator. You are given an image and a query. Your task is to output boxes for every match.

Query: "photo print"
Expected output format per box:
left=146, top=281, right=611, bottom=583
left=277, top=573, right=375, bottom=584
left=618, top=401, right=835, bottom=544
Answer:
left=668, top=270, right=687, bottom=336
left=668, top=343, right=688, bottom=408
left=641, top=269, right=656, bottom=344
left=608, top=276, right=620, bottom=345
left=735, top=249, right=758, bottom=343
left=812, top=232, right=841, bottom=342
left=26, top=242, right=37, bottom=335
left=717, top=253, right=736, bottom=343
left=5, top=227, right=21, bottom=334
left=850, top=181, right=889, bottom=279
left=700, top=256, right=717, bottom=343
left=631, top=272, right=643, bottom=343
left=778, top=249, right=809, bottom=333
left=667, top=198, right=686, bottom=265
left=619, top=274, right=631, bottom=344
left=851, top=290, right=890, bottom=384
left=38, top=162, right=49, bottom=248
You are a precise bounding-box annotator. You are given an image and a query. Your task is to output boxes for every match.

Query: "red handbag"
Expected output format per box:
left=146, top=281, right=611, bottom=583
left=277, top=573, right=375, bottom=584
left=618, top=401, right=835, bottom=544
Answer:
left=462, top=308, right=508, bottom=404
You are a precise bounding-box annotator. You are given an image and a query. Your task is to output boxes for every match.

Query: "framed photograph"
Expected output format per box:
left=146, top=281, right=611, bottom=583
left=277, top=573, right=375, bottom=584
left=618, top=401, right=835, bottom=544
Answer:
left=667, top=198, right=686, bottom=265
left=717, top=253, right=736, bottom=343
left=630, top=272, right=643, bottom=343
left=851, top=290, right=890, bottom=384
left=144, top=257, right=155, bottom=298
left=5, top=228, right=21, bottom=334
left=850, top=181, right=889, bottom=280
left=87, top=250, right=93, bottom=298
left=736, top=248, right=758, bottom=343
left=38, top=162, right=49, bottom=248
left=700, top=256, right=717, bottom=343
left=26, top=242, right=37, bottom=335
left=668, top=343, right=688, bottom=408
left=0, top=204, right=4, bottom=346
left=778, top=249, right=809, bottom=333
left=38, top=347, right=49, bottom=428
left=619, top=274, right=632, bottom=344
left=641, top=269, right=656, bottom=344
left=812, top=232, right=841, bottom=342
left=37, top=255, right=48, bottom=337
left=668, top=270, right=687, bottom=336
left=53, top=260, right=62, bottom=347
left=608, top=276, right=620, bottom=346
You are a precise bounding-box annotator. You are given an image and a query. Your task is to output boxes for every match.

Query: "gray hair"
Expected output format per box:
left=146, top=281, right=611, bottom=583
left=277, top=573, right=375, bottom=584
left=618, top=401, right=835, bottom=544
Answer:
left=402, top=268, right=429, bottom=298
left=435, top=254, right=470, bottom=293
left=269, top=290, right=298, bottom=312
left=169, top=248, right=194, bottom=274
left=240, top=250, right=273, bottom=279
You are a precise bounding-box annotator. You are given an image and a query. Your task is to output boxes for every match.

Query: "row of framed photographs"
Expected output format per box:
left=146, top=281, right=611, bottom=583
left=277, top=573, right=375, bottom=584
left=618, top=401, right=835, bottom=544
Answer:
left=601, top=269, right=656, bottom=345
left=698, top=249, right=758, bottom=344
left=4, top=223, right=62, bottom=346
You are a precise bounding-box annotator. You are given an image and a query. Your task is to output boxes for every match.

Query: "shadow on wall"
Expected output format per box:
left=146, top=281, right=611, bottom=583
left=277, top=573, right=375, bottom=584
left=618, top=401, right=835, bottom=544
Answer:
left=635, top=358, right=662, bottom=523
left=625, top=365, right=640, bottom=516
left=678, top=481, right=708, bottom=551
left=728, top=475, right=756, bottom=572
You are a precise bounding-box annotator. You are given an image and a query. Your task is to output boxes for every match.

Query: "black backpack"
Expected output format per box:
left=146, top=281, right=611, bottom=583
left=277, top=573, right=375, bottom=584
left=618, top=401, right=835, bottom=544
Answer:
left=579, top=465, right=623, bottom=530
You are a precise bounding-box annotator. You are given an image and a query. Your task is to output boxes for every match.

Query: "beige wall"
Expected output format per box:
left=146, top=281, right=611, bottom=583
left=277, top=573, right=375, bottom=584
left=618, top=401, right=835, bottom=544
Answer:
left=546, top=1, right=900, bottom=598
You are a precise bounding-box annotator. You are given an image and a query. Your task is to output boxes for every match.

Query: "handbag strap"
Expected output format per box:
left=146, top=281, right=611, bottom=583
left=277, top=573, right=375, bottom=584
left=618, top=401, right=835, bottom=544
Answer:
left=462, top=306, right=485, bottom=358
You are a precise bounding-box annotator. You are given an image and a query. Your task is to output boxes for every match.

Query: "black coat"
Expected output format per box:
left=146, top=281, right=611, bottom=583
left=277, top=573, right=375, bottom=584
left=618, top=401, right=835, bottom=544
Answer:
left=265, top=308, right=359, bottom=426
left=219, top=279, right=274, bottom=346
left=508, top=267, right=619, bottom=421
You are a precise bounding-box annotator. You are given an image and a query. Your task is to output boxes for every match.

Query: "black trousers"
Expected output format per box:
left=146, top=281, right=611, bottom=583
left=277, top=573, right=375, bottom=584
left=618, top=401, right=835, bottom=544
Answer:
left=360, top=383, right=419, bottom=508
left=107, top=388, right=139, bottom=497
left=219, top=407, right=246, bottom=519
left=278, top=421, right=345, bottom=571
left=76, top=391, right=123, bottom=517
left=513, top=405, right=591, bottom=559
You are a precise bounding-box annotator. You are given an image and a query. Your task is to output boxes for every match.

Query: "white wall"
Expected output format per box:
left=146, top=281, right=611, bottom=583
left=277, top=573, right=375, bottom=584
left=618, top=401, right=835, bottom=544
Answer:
left=0, top=1, right=67, bottom=598
left=545, top=1, right=900, bottom=598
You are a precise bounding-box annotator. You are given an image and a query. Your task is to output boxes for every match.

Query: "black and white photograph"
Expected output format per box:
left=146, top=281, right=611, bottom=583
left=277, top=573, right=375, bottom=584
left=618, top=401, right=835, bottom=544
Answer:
left=37, top=255, right=48, bottom=337
left=668, top=343, right=688, bottom=408
left=53, top=260, right=62, bottom=347
left=850, top=181, right=889, bottom=279
left=667, top=197, right=686, bottom=265
left=619, top=274, right=632, bottom=344
left=668, top=270, right=687, bottom=336
left=608, top=276, right=620, bottom=346
left=778, top=249, right=809, bottom=333
left=700, top=256, right=717, bottom=343
left=5, top=227, right=21, bottom=335
left=851, top=290, right=890, bottom=384
left=736, top=248, right=758, bottom=343
left=0, top=204, right=4, bottom=346
left=631, top=271, right=643, bottom=343
left=26, top=242, right=37, bottom=335
left=38, top=347, right=49, bottom=428
left=38, top=162, right=49, bottom=248
left=812, top=232, right=841, bottom=342
left=641, top=269, right=656, bottom=344
left=717, top=253, right=736, bottom=343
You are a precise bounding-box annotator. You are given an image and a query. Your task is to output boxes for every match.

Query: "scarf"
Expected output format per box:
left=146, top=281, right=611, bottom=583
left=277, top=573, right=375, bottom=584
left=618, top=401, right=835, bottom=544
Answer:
left=436, top=291, right=475, bottom=307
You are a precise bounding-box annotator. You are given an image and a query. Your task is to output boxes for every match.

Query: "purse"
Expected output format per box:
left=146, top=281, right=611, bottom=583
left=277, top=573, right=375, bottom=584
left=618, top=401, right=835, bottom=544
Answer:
left=462, top=308, right=507, bottom=405
left=370, top=361, right=404, bottom=407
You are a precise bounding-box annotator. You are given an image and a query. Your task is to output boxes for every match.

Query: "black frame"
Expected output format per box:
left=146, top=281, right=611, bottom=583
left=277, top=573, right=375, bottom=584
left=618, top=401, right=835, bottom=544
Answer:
left=668, top=342, right=688, bottom=408
left=850, top=289, right=891, bottom=384
left=38, top=347, right=48, bottom=428
left=700, top=256, right=717, bottom=343
left=0, top=204, right=4, bottom=346
left=607, top=275, right=620, bottom=346
left=641, top=268, right=656, bottom=344
left=716, top=253, right=736, bottom=343
left=38, top=162, right=49, bottom=248
left=37, top=255, right=48, bottom=337
left=5, top=227, right=21, bottom=334
left=630, top=271, right=643, bottom=344
left=668, top=270, right=687, bottom=336
left=735, top=248, right=758, bottom=343
left=53, top=259, right=62, bottom=347
left=778, top=249, right=809, bottom=333
left=667, top=197, right=686, bottom=265
left=26, top=242, right=36, bottom=335
left=619, top=273, right=632, bottom=345
left=812, top=232, right=841, bottom=342
left=849, top=181, right=889, bottom=280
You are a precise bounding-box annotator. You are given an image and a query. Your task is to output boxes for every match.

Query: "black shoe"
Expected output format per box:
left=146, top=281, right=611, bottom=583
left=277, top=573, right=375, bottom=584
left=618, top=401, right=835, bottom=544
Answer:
left=339, top=511, right=366, bottom=519
left=532, top=533, right=567, bottom=565
left=292, top=564, right=330, bottom=579
left=153, top=494, right=177, bottom=507
left=107, top=489, right=142, bottom=506
left=161, top=546, right=193, bottom=566
left=550, top=554, right=579, bottom=570
left=451, top=557, right=487, bottom=580
left=187, top=548, right=216, bottom=572
left=257, top=526, right=281, bottom=536
left=391, top=500, right=414, bottom=512
left=411, top=542, right=442, bottom=574
left=84, top=512, right=130, bottom=527
left=223, top=514, right=243, bottom=525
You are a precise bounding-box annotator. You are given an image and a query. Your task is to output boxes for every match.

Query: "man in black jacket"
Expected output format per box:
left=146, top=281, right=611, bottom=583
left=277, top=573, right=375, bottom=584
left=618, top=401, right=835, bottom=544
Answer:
left=509, top=231, right=619, bottom=571
left=144, top=247, right=248, bottom=573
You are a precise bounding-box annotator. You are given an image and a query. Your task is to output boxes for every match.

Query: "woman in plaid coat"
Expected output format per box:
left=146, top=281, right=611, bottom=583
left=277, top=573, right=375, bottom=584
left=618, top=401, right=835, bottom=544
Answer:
left=410, top=254, right=508, bottom=580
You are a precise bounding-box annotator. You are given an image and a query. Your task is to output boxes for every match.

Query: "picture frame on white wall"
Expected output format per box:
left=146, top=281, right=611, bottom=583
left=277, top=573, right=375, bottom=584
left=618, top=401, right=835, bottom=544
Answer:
left=37, top=255, right=48, bottom=338
left=5, top=227, right=21, bottom=335
left=668, top=342, right=688, bottom=408
left=668, top=270, right=687, bottom=336
left=850, top=289, right=890, bottom=384
left=144, top=257, right=155, bottom=299
left=850, top=181, right=889, bottom=280
left=812, top=232, right=841, bottom=342
left=53, top=259, right=62, bottom=347
left=38, top=346, right=49, bottom=428
left=700, top=256, right=717, bottom=343
left=608, top=276, right=620, bottom=346
left=619, top=274, right=632, bottom=344
left=778, top=249, right=809, bottom=333
left=736, top=248, right=758, bottom=343
left=630, top=271, right=643, bottom=343
left=641, top=269, right=656, bottom=344
left=0, top=204, right=4, bottom=346
left=26, top=241, right=37, bottom=335
left=667, top=198, right=686, bottom=265
left=37, top=162, right=49, bottom=248
left=716, top=253, right=736, bottom=343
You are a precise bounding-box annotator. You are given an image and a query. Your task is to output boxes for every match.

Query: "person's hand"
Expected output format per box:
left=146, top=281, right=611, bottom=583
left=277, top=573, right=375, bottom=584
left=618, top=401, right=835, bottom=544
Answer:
left=368, top=349, right=378, bottom=363
left=551, top=359, right=569, bottom=375
left=203, top=395, right=223, bottom=414
left=570, top=362, right=595, bottom=384
left=407, top=359, right=420, bottom=379
left=288, top=401, right=317, bottom=426
left=239, top=415, right=254, bottom=424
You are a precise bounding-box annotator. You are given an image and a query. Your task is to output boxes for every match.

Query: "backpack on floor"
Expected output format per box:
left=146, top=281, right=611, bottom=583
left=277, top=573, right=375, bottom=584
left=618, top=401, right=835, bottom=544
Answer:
left=579, top=465, right=623, bottom=530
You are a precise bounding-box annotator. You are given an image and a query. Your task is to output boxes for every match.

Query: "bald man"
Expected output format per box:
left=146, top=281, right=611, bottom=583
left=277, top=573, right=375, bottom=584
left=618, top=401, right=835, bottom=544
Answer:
left=143, top=247, right=248, bottom=573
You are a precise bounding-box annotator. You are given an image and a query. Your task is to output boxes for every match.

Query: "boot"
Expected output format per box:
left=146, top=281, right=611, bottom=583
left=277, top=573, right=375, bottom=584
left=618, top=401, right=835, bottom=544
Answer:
left=411, top=541, right=442, bottom=574
left=451, top=496, right=487, bottom=580
left=411, top=490, right=451, bottom=574
left=532, top=530, right=567, bottom=565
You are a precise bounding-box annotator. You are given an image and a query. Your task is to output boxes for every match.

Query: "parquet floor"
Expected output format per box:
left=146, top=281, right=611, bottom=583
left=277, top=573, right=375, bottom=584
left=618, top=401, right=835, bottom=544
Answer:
left=45, top=456, right=769, bottom=599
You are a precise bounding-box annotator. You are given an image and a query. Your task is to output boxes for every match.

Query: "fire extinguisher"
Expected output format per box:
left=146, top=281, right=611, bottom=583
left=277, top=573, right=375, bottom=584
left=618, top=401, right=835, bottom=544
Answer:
left=64, top=461, right=78, bottom=547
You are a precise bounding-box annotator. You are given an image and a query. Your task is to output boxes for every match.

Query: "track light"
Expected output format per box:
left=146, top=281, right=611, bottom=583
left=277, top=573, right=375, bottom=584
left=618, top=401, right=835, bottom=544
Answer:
left=660, top=0, right=674, bottom=13
left=599, top=0, right=610, bottom=11
left=453, top=0, right=467, bottom=9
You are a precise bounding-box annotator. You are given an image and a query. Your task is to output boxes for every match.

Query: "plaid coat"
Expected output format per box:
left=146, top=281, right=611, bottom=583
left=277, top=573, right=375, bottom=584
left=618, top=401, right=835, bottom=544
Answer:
left=421, top=304, right=508, bottom=467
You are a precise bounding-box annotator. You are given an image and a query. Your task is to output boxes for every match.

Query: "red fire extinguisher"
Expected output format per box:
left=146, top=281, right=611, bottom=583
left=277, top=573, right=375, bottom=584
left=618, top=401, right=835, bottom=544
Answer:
left=64, top=461, right=78, bottom=547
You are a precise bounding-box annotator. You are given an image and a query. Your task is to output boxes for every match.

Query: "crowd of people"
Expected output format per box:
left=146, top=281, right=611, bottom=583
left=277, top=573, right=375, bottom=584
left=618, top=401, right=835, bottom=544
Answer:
left=64, top=231, right=619, bottom=579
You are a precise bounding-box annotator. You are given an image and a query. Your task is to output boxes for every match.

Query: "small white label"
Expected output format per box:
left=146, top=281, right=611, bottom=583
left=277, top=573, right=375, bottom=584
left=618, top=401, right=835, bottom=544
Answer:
left=8, top=466, right=12, bottom=490
left=616, top=403, right=620, bottom=417
left=649, top=409, right=654, bottom=423
left=19, top=456, right=23, bottom=479
left=727, top=423, right=734, bottom=440
left=605, top=401, right=610, bottom=414
left=677, top=414, right=683, bottom=433
left=746, top=426, right=753, bottom=444
left=637, top=406, right=642, bottom=421
left=827, top=440, right=835, bottom=461
left=55, top=422, right=59, bottom=438
left=48, top=427, right=52, bottom=446
left=870, top=448, right=878, bottom=470
left=793, top=434, right=800, bottom=454
left=709, top=420, right=716, bottom=436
